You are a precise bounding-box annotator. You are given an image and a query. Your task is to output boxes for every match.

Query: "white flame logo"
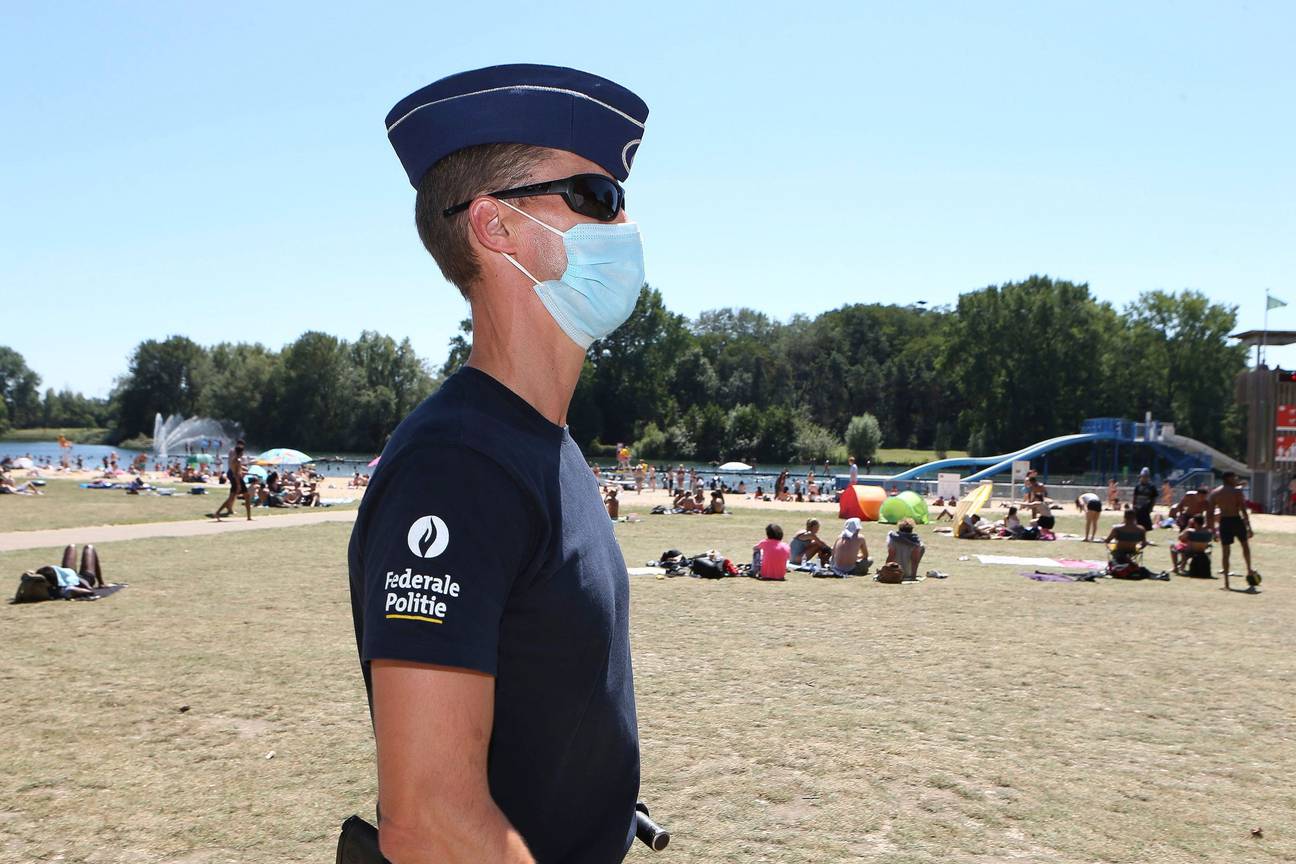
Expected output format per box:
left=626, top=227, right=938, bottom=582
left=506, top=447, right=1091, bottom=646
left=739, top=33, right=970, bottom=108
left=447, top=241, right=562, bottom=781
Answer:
left=406, top=515, right=449, bottom=559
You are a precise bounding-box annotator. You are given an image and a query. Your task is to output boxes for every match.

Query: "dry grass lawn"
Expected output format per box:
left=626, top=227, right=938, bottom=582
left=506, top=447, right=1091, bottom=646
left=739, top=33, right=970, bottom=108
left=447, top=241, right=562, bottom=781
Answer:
left=1, top=502, right=1292, bottom=863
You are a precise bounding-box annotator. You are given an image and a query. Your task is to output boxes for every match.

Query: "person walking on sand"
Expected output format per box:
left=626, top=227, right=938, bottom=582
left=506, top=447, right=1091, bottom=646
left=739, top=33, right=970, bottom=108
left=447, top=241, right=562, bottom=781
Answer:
left=213, top=439, right=252, bottom=521
left=1207, top=471, right=1259, bottom=590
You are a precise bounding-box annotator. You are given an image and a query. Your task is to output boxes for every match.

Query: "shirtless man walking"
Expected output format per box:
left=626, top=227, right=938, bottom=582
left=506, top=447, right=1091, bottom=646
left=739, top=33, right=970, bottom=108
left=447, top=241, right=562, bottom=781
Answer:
left=214, top=439, right=252, bottom=521
left=1207, top=472, right=1258, bottom=590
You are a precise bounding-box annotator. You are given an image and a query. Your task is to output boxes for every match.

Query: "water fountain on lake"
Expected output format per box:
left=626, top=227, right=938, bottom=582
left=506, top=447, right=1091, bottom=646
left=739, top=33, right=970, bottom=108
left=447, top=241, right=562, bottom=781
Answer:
left=152, top=414, right=244, bottom=461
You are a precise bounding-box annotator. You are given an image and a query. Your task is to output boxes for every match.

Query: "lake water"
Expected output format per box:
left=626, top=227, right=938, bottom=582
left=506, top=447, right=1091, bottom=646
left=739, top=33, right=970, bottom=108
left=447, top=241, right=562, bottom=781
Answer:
left=1, top=438, right=966, bottom=487
left=0, top=439, right=376, bottom=478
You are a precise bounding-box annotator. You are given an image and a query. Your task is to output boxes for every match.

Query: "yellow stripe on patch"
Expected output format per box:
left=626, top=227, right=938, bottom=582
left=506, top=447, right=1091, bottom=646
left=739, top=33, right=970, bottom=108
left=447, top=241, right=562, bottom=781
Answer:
left=385, top=614, right=444, bottom=624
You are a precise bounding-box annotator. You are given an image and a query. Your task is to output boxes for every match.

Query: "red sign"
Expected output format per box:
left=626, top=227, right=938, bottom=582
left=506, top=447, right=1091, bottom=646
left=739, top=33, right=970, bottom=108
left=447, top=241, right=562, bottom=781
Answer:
left=1279, top=404, right=1296, bottom=429
left=1278, top=434, right=1296, bottom=463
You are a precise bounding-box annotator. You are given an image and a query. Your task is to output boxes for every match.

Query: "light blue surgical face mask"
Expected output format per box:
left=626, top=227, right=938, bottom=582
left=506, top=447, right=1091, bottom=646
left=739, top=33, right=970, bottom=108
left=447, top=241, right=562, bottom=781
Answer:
left=499, top=200, right=645, bottom=349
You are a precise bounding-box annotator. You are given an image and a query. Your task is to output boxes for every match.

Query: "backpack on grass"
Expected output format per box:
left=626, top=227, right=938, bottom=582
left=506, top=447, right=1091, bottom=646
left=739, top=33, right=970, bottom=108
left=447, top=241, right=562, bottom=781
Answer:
left=14, top=572, right=53, bottom=603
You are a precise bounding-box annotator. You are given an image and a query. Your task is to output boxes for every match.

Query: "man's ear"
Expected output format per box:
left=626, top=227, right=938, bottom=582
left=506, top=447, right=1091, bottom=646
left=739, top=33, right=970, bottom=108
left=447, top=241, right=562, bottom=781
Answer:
left=465, top=198, right=518, bottom=256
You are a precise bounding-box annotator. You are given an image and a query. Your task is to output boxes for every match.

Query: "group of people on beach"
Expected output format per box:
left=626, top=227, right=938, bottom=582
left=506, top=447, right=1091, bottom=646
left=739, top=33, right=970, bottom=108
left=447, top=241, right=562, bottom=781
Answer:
left=749, top=515, right=925, bottom=581
left=207, top=439, right=326, bottom=521
left=593, top=456, right=852, bottom=510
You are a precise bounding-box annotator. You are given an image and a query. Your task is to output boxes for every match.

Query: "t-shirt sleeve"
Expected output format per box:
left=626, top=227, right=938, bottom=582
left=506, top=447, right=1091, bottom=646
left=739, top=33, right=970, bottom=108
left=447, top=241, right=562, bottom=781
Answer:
left=357, top=444, right=538, bottom=676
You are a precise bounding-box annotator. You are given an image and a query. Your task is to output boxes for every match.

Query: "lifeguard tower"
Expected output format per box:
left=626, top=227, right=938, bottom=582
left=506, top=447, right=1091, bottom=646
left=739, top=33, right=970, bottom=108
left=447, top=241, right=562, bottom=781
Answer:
left=1231, top=329, right=1296, bottom=513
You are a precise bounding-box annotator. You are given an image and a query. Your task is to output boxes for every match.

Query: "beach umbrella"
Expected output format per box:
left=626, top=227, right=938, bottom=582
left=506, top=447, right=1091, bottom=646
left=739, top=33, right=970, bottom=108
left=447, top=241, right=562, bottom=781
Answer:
left=717, top=461, right=752, bottom=471
left=952, top=481, right=994, bottom=529
left=245, top=464, right=269, bottom=479
left=367, top=455, right=381, bottom=468
left=255, top=447, right=313, bottom=466
left=186, top=454, right=214, bottom=465
left=11, top=457, right=34, bottom=469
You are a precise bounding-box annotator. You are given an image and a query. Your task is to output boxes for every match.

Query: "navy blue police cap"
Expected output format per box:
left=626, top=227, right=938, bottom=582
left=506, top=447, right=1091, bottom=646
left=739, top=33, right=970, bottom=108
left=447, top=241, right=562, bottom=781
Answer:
left=386, top=64, right=648, bottom=188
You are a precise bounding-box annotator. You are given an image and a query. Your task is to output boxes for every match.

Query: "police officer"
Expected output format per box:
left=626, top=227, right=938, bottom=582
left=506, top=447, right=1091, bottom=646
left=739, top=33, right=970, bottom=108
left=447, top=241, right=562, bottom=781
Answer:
left=348, top=65, right=649, bottom=864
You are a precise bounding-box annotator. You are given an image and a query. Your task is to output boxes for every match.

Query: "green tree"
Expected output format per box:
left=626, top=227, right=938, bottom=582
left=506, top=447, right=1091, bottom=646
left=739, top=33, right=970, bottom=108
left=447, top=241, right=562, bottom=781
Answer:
left=350, top=331, right=438, bottom=450
left=757, top=405, right=798, bottom=462
left=114, top=336, right=211, bottom=438
left=794, top=419, right=845, bottom=463
left=724, top=404, right=763, bottom=460
left=567, top=360, right=604, bottom=450
left=940, top=276, right=1115, bottom=453
left=1115, top=290, right=1245, bottom=450
left=275, top=332, right=360, bottom=450
left=633, top=422, right=671, bottom=459
left=681, top=403, right=726, bottom=461
left=201, top=342, right=279, bottom=441
left=0, top=346, right=42, bottom=428
left=845, top=413, right=882, bottom=462
left=441, top=319, right=473, bottom=377
left=589, top=285, right=689, bottom=443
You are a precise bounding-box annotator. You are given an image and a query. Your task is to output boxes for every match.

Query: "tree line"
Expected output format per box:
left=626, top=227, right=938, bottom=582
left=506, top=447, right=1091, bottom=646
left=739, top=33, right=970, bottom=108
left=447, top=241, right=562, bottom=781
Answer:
left=1, top=276, right=1246, bottom=460
left=556, top=276, right=1245, bottom=463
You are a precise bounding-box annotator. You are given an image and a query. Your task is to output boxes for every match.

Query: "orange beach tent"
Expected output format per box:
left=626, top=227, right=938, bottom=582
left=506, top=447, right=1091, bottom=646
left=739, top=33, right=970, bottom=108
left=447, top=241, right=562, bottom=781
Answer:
left=838, top=484, right=887, bottom=521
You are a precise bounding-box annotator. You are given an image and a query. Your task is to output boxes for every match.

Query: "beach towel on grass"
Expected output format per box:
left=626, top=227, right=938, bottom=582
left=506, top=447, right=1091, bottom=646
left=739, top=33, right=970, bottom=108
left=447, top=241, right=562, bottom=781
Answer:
left=1023, top=571, right=1099, bottom=583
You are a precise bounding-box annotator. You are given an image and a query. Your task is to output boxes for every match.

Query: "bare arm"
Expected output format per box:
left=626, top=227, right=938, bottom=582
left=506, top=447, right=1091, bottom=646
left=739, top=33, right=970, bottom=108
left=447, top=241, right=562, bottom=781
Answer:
left=1238, top=491, right=1254, bottom=534
left=372, top=660, right=535, bottom=864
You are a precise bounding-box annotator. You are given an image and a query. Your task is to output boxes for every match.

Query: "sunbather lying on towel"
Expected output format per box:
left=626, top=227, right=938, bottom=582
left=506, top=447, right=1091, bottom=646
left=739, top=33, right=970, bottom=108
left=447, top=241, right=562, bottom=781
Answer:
left=14, top=544, right=108, bottom=601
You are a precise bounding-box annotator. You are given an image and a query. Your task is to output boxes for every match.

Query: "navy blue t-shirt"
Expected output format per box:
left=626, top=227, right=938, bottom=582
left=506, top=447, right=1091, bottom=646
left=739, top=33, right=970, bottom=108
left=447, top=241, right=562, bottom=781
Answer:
left=348, top=367, right=639, bottom=864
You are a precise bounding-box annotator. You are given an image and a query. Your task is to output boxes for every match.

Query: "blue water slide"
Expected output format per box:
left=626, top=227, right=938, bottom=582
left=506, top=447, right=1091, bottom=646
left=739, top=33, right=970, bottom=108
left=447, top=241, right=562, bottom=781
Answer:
left=845, top=419, right=1240, bottom=487
left=854, top=432, right=1114, bottom=484
left=962, top=433, right=1108, bottom=482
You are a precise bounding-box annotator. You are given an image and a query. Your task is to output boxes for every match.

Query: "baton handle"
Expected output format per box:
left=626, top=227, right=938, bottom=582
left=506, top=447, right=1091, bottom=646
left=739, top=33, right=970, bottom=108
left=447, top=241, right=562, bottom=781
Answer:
left=635, top=801, right=670, bottom=851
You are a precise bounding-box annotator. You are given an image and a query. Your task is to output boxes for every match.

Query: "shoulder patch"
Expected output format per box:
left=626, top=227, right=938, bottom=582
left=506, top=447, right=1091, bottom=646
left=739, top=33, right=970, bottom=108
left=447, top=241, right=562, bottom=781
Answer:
left=407, top=514, right=450, bottom=558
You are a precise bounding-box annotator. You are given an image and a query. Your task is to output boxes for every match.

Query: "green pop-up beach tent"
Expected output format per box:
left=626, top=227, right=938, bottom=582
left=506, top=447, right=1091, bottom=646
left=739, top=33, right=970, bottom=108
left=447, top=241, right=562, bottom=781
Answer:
left=878, top=490, right=930, bottom=524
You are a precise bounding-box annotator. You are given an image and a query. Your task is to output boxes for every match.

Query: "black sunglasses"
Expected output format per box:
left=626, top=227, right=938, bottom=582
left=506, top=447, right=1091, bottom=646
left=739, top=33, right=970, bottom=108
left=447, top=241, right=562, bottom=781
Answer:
left=442, top=173, right=626, bottom=222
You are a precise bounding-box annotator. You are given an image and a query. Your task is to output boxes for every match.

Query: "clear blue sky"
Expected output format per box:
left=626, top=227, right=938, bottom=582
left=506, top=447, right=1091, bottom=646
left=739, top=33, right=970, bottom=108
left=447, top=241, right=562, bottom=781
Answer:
left=3, top=1, right=1293, bottom=398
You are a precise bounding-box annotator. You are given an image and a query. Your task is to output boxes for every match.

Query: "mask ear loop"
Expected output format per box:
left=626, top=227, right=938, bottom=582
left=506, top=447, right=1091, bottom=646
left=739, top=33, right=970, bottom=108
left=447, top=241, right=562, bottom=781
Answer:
left=499, top=199, right=564, bottom=236
left=502, top=252, right=542, bottom=286
left=497, top=199, right=564, bottom=285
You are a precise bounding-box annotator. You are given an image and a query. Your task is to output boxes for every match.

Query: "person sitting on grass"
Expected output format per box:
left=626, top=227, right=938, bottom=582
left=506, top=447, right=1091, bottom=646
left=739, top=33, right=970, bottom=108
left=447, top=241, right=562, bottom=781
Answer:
left=830, top=518, right=872, bottom=576
left=1104, top=507, right=1168, bottom=579
left=126, top=475, right=153, bottom=495
left=1170, top=486, right=1209, bottom=530
left=789, top=518, right=832, bottom=565
left=1001, top=506, right=1024, bottom=537
left=957, top=512, right=991, bottom=539
left=885, top=518, right=925, bottom=579
left=1171, top=514, right=1213, bottom=576
left=1, top=471, right=44, bottom=495
left=751, top=523, right=791, bottom=581
left=604, top=487, right=619, bottom=519
left=1105, top=507, right=1147, bottom=563
left=706, top=490, right=726, bottom=514
left=673, top=489, right=698, bottom=512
